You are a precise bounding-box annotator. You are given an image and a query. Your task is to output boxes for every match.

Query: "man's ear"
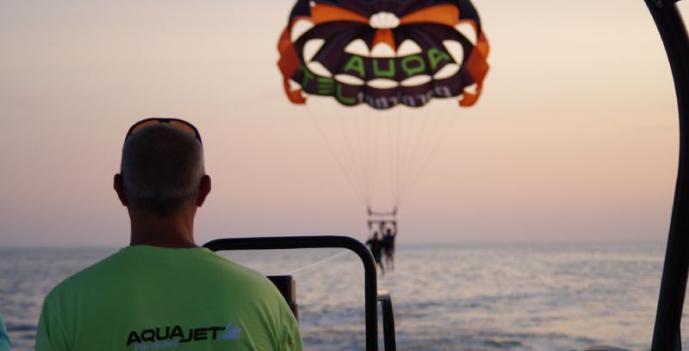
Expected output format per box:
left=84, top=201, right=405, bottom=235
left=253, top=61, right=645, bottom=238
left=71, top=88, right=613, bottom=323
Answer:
left=114, top=174, right=128, bottom=206
left=196, top=175, right=211, bottom=207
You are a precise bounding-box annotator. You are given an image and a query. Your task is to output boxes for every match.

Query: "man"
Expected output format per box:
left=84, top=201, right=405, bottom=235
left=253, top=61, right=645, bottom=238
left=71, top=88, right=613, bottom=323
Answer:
left=36, top=118, right=302, bottom=351
left=382, top=221, right=397, bottom=271
left=0, top=313, right=10, bottom=351
left=366, top=231, right=384, bottom=275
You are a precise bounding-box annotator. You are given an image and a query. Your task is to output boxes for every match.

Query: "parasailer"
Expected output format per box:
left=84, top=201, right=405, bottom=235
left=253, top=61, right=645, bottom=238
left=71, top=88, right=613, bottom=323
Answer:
left=278, top=0, right=490, bottom=256
left=383, top=221, right=397, bottom=269
left=366, top=231, right=386, bottom=274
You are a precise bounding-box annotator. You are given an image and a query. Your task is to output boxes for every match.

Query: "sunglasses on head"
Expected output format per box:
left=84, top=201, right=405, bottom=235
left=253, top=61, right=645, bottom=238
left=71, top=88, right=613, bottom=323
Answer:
left=125, top=118, right=202, bottom=144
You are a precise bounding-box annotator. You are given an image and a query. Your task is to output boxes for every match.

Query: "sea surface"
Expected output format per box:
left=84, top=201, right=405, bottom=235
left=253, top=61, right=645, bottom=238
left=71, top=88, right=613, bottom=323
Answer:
left=0, top=242, right=682, bottom=351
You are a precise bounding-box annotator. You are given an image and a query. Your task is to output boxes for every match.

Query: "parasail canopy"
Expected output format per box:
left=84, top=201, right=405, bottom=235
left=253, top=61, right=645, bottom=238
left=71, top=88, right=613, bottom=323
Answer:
left=278, top=0, right=490, bottom=110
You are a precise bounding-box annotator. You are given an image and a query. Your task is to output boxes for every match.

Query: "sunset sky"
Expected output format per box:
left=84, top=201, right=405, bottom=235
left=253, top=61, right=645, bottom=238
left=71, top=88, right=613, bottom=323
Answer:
left=1, top=0, right=688, bottom=247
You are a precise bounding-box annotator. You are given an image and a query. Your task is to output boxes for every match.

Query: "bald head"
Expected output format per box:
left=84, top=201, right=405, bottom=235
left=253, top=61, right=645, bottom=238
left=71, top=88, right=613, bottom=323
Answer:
left=120, top=124, right=205, bottom=216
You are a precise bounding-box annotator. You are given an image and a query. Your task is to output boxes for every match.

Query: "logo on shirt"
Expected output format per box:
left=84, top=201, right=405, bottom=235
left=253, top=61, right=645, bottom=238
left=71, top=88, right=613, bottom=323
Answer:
left=126, top=323, right=242, bottom=350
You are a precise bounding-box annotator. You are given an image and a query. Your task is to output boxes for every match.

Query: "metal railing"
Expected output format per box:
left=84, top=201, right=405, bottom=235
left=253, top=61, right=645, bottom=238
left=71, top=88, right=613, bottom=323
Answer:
left=378, top=292, right=397, bottom=351
left=204, top=235, right=396, bottom=351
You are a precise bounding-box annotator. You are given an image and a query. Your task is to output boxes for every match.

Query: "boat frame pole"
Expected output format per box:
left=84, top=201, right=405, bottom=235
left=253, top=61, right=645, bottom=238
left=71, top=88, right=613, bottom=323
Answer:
left=646, top=1, right=689, bottom=350
left=204, top=236, right=380, bottom=351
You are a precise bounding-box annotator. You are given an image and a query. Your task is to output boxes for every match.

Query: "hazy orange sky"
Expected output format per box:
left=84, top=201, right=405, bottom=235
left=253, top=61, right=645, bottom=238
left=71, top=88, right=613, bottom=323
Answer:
left=1, top=0, right=687, bottom=246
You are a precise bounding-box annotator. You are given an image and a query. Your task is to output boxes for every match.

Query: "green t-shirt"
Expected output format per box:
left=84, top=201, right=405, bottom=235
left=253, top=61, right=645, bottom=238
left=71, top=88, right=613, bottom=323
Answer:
left=36, top=246, right=302, bottom=351
left=0, top=314, right=10, bottom=351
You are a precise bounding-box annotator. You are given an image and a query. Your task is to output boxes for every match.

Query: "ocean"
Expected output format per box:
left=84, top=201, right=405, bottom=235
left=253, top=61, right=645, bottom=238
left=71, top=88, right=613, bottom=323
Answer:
left=0, top=242, right=679, bottom=351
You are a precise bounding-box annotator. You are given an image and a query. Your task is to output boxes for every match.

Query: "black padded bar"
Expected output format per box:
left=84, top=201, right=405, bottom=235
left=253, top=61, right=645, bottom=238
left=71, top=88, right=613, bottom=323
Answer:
left=204, top=236, right=379, bottom=351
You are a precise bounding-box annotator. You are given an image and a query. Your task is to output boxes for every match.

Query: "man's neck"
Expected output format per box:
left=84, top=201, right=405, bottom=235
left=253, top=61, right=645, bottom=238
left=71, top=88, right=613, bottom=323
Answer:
left=128, top=209, right=198, bottom=248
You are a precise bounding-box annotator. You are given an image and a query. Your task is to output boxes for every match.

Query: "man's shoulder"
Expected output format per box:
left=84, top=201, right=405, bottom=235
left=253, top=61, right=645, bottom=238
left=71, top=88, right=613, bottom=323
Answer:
left=44, top=249, right=124, bottom=301
left=187, top=251, right=288, bottom=313
left=45, top=246, right=277, bottom=301
left=196, top=251, right=280, bottom=296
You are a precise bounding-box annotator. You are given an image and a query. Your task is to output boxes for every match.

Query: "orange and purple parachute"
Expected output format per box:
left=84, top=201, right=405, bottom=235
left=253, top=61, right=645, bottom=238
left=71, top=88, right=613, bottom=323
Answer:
left=278, top=0, right=490, bottom=110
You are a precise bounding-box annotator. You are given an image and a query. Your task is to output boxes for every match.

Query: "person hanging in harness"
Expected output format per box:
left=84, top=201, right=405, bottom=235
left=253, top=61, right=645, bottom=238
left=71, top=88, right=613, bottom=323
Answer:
left=366, top=230, right=385, bottom=275
left=382, top=221, right=397, bottom=271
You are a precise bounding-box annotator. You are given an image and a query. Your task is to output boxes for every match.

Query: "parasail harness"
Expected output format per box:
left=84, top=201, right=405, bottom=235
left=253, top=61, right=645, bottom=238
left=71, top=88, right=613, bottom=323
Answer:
left=367, top=207, right=398, bottom=237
